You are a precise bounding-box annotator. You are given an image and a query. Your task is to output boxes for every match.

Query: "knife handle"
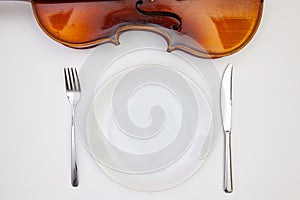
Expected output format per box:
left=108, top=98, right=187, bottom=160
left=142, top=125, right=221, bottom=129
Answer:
left=224, top=132, right=233, bottom=193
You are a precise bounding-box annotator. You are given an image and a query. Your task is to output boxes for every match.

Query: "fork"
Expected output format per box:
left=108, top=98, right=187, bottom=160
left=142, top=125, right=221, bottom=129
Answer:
left=64, top=67, right=81, bottom=187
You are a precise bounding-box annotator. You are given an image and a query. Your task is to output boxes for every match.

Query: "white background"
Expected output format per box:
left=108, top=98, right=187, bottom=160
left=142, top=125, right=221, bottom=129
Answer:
left=0, top=1, right=300, bottom=199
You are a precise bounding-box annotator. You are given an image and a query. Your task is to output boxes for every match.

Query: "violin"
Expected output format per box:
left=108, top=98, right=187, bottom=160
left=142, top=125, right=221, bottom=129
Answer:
left=10, top=0, right=264, bottom=58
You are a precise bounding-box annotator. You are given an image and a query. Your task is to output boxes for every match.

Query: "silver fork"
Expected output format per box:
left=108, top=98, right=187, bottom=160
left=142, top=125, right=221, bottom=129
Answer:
left=64, top=67, right=81, bottom=187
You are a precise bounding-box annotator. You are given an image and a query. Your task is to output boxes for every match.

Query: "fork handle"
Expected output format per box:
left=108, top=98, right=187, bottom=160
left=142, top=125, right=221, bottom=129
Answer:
left=224, top=132, right=233, bottom=193
left=71, top=109, right=78, bottom=187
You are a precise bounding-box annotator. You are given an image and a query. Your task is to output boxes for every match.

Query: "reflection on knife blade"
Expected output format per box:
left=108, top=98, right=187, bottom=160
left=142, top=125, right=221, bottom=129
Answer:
left=221, top=63, right=233, bottom=193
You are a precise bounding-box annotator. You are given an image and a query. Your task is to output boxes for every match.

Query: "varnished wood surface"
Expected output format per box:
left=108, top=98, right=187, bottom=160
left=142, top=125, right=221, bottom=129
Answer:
left=32, top=0, right=263, bottom=58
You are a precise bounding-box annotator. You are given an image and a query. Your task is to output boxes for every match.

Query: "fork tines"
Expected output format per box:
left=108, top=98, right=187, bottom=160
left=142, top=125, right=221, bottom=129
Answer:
left=64, top=67, right=81, bottom=92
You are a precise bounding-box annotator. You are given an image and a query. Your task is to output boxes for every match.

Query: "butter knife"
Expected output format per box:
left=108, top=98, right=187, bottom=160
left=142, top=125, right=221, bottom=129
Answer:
left=221, top=64, right=233, bottom=193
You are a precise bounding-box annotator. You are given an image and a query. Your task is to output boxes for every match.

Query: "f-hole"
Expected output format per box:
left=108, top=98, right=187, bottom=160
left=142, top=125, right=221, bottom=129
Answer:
left=135, top=0, right=182, bottom=31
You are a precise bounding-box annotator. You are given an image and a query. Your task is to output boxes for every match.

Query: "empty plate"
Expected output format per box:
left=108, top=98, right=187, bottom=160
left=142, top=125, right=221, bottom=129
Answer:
left=75, top=31, right=222, bottom=191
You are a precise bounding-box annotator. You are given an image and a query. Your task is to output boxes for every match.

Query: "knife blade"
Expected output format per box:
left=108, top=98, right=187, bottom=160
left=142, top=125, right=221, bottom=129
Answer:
left=221, top=63, right=233, bottom=193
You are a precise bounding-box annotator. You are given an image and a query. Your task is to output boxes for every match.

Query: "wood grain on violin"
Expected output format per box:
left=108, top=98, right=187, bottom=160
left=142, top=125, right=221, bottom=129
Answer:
left=32, top=0, right=263, bottom=58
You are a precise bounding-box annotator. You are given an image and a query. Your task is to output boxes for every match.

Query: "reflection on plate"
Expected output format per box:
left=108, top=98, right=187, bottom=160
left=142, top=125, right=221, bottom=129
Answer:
left=76, top=31, right=222, bottom=191
left=87, top=64, right=212, bottom=174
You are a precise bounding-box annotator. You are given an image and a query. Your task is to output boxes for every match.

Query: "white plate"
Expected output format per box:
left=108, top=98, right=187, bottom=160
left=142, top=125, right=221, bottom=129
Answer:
left=87, top=63, right=212, bottom=173
left=75, top=31, right=222, bottom=191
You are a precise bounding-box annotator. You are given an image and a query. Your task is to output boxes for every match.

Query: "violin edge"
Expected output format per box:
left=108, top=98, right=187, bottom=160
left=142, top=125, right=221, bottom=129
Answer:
left=31, top=0, right=264, bottom=59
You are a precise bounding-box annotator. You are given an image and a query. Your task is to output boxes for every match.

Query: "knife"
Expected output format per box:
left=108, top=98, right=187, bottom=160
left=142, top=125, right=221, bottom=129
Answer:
left=221, top=63, right=233, bottom=193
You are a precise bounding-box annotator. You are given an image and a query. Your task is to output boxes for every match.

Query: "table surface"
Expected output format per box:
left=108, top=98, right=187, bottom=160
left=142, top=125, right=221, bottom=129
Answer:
left=0, top=1, right=300, bottom=200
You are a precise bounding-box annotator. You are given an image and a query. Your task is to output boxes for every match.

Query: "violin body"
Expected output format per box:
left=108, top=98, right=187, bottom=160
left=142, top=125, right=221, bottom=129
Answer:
left=32, top=0, right=263, bottom=58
